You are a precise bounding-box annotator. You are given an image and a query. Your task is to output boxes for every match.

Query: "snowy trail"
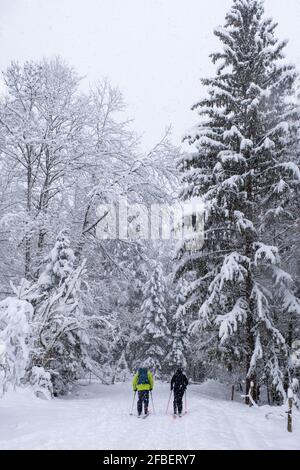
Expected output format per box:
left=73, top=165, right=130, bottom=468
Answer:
left=0, top=381, right=299, bottom=450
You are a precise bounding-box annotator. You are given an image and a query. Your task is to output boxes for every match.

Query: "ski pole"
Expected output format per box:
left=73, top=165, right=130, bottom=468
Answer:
left=130, top=391, right=136, bottom=415
left=184, top=390, right=187, bottom=414
left=166, top=390, right=172, bottom=414
left=150, top=391, right=156, bottom=414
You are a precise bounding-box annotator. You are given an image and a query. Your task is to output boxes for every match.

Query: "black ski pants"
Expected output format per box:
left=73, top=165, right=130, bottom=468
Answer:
left=173, top=387, right=185, bottom=414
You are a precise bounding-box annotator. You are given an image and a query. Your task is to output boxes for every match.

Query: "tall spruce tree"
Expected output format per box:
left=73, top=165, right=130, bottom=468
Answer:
left=167, top=280, right=189, bottom=371
left=137, top=261, right=171, bottom=374
left=177, top=0, right=300, bottom=401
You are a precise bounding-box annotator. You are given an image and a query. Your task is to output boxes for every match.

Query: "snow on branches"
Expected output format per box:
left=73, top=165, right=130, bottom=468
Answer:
left=177, top=0, right=300, bottom=400
left=0, top=297, right=33, bottom=394
left=137, top=262, right=171, bottom=373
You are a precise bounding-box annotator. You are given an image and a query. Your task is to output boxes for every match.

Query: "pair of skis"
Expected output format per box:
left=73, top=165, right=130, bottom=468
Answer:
left=172, top=412, right=186, bottom=418
left=138, top=412, right=185, bottom=418
left=166, top=390, right=188, bottom=416
left=129, top=390, right=188, bottom=417
left=129, top=391, right=155, bottom=417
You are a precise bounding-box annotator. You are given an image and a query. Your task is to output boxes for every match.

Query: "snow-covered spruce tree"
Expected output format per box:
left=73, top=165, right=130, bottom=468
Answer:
left=38, top=230, right=76, bottom=291
left=114, top=351, right=130, bottom=383
left=177, top=0, right=300, bottom=402
left=167, top=280, right=190, bottom=372
left=112, top=245, right=149, bottom=374
left=28, top=230, right=90, bottom=395
left=136, top=261, right=171, bottom=375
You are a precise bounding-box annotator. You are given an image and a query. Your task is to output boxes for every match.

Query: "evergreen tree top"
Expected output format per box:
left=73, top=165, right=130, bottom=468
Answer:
left=181, top=0, right=298, bottom=203
left=39, top=229, right=75, bottom=290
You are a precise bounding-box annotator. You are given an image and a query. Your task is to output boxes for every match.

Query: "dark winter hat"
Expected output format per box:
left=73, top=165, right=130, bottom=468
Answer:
left=177, top=368, right=183, bottom=374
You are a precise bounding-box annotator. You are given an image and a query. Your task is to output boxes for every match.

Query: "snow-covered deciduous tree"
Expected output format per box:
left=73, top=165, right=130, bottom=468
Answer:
left=0, top=54, right=181, bottom=387
left=0, top=58, right=86, bottom=282
left=177, top=0, right=300, bottom=402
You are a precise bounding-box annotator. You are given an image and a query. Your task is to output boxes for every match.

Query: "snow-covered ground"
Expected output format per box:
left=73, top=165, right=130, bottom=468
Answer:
left=0, top=380, right=299, bottom=450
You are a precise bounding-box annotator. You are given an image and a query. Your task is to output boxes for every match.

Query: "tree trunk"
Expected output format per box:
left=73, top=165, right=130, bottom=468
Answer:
left=287, top=393, right=293, bottom=432
left=267, top=381, right=271, bottom=405
left=244, top=169, right=257, bottom=405
left=245, top=374, right=257, bottom=405
left=25, top=165, right=32, bottom=279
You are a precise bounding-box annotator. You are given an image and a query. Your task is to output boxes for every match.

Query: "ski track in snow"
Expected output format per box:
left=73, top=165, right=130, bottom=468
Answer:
left=0, top=381, right=299, bottom=450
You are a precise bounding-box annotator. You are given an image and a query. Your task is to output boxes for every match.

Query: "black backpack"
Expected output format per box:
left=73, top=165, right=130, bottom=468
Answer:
left=173, top=372, right=186, bottom=389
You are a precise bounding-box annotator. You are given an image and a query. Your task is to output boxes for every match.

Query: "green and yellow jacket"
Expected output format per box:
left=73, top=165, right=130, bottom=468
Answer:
left=132, top=370, right=154, bottom=391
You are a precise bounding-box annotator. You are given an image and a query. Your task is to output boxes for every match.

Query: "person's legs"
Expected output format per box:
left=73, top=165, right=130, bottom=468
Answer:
left=137, top=391, right=143, bottom=415
left=173, top=390, right=178, bottom=414
left=177, top=390, right=184, bottom=415
left=143, top=390, right=149, bottom=414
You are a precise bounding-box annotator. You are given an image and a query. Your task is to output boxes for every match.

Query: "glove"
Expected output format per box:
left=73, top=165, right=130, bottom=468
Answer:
left=150, top=388, right=152, bottom=391
left=133, top=388, right=137, bottom=392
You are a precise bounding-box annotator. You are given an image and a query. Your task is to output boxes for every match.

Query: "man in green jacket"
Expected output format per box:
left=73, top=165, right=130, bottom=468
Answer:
left=132, top=367, right=154, bottom=417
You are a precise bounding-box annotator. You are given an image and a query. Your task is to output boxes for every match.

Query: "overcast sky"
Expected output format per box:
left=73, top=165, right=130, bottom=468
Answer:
left=1, top=0, right=299, bottom=150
